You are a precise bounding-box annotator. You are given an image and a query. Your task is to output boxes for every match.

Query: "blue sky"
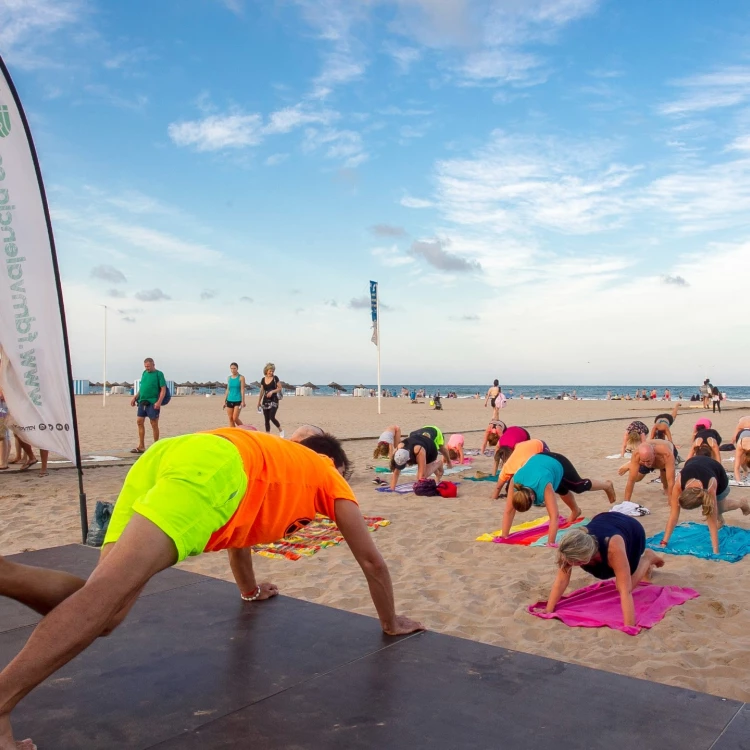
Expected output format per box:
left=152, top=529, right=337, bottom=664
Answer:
left=2, top=0, right=749, bottom=385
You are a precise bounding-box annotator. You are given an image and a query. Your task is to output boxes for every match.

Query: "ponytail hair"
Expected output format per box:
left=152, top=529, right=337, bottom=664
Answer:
left=679, top=487, right=714, bottom=517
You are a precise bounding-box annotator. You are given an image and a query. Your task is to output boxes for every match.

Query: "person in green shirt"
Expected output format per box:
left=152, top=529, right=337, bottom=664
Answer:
left=130, top=358, right=166, bottom=453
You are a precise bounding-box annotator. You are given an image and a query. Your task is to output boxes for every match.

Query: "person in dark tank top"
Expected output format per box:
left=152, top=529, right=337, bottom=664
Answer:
left=544, top=513, right=664, bottom=628
left=662, top=455, right=750, bottom=555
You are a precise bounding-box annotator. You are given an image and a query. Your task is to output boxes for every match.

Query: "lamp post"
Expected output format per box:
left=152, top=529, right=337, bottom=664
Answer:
left=100, top=305, right=107, bottom=407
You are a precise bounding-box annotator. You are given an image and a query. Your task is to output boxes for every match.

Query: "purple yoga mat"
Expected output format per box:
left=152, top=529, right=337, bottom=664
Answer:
left=376, top=483, right=414, bottom=494
left=528, top=580, right=699, bottom=636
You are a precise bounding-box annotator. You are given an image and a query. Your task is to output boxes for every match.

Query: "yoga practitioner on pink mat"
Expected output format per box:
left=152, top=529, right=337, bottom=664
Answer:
left=545, top=513, right=664, bottom=628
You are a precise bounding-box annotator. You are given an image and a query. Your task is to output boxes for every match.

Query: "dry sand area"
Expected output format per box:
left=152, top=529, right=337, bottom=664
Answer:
left=2, top=394, right=750, bottom=701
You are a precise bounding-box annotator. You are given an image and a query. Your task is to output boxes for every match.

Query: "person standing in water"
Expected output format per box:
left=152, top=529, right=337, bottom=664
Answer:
left=224, top=362, right=246, bottom=427
left=257, top=363, right=283, bottom=437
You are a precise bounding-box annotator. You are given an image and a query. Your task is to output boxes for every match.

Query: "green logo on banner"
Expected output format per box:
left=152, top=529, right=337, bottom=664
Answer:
left=0, top=105, right=11, bottom=138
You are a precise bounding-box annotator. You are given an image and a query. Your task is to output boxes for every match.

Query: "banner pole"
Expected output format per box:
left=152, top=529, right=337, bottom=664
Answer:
left=102, top=304, right=107, bottom=407
left=0, top=55, right=88, bottom=541
left=376, top=292, right=381, bottom=416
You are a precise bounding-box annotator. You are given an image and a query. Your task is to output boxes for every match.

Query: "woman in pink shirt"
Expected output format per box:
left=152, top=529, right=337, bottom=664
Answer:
left=446, top=433, right=465, bottom=464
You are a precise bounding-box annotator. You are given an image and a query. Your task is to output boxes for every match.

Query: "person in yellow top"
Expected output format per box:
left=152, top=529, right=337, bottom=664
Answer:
left=0, top=430, right=423, bottom=750
left=491, top=439, right=547, bottom=499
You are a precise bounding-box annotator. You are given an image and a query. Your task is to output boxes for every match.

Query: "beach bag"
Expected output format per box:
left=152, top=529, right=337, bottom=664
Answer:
left=161, top=385, right=172, bottom=405
left=436, top=481, right=458, bottom=498
left=413, top=478, right=439, bottom=496
left=85, top=501, right=114, bottom=547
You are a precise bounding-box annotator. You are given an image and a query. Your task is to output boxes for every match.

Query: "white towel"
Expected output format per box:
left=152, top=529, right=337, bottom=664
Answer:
left=610, top=501, right=650, bottom=517
left=728, top=477, right=750, bottom=487
left=606, top=453, right=631, bottom=459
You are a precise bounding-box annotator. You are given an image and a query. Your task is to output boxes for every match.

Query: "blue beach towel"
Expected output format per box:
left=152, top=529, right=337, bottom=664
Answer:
left=647, top=523, right=750, bottom=563
left=464, top=473, right=499, bottom=483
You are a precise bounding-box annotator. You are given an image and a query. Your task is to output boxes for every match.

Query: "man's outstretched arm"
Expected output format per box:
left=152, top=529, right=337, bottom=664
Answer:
left=335, top=499, right=424, bottom=636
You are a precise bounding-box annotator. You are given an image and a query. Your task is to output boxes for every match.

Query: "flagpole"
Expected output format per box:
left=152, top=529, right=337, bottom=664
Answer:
left=376, top=292, right=381, bottom=415
left=101, top=304, right=107, bottom=407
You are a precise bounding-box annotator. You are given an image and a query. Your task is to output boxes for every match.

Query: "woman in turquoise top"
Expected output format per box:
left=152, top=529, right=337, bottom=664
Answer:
left=223, top=362, right=246, bottom=427
left=500, top=453, right=582, bottom=545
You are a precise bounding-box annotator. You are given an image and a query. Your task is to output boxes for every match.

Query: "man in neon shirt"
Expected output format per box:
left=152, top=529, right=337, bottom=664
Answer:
left=0, top=430, right=423, bottom=749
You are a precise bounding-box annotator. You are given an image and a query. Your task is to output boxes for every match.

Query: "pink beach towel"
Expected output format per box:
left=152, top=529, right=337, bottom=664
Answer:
left=528, top=580, right=699, bottom=636
left=492, top=517, right=576, bottom=546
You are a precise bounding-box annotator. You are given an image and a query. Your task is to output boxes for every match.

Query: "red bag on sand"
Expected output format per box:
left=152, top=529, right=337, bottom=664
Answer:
left=436, top=481, right=458, bottom=498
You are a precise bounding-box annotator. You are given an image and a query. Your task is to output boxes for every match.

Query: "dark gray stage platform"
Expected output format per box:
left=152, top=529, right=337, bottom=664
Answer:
left=1, top=545, right=746, bottom=749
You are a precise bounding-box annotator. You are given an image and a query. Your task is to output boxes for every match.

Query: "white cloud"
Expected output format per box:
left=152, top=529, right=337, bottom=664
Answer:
left=217, top=0, right=244, bottom=13
left=265, top=153, right=290, bottom=166
left=400, top=194, right=434, bottom=208
left=263, top=104, right=338, bottom=134
left=311, top=50, right=366, bottom=99
left=168, top=113, right=264, bottom=151
left=384, top=43, right=422, bottom=73
left=371, top=245, right=415, bottom=267
left=726, top=135, right=750, bottom=152
left=84, top=85, right=148, bottom=112
left=104, top=47, right=152, bottom=70
left=659, top=66, right=750, bottom=116
left=458, top=49, right=542, bottom=85
left=304, top=128, right=368, bottom=167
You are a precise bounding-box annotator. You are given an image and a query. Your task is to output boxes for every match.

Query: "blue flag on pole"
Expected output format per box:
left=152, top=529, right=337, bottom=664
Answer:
left=370, top=280, right=378, bottom=346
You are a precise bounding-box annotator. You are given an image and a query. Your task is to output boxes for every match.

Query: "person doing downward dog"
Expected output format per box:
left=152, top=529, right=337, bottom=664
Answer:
left=620, top=420, right=649, bottom=458
left=373, top=425, right=402, bottom=459
left=662, top=455, right=750, bottom=555
left=545, top=513, right=664, bottom=628
left=224, top=363, right=246, bottom=428
left=389, top=426, right=452, bottom=491
left=733, top=416, right=750, bottom=484
left=257, top=363, right=283, bottom=437
left=491, top=438, right=546, bottom=499
left=620, top=439, right=678, bottom=500
left=650, top=403, right=680, bottom=442
left=502, top=453, right=616, bottom=544
left=685, top=419, right=722, bottom=462
left=491, top=425, right=532, bottom=475
left=446, top=433, right=465, bottom=464
left=480, top=420, right=510, bottom=454
left=0, top=430, right=423, bottom=749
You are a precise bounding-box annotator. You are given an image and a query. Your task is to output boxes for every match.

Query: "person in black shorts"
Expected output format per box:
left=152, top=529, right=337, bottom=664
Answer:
left=650, top=403, right=680, bottom=442
left=548, top=452, right=617, bottom=504
left=662, top=455, right=750, bottom=555
left=257, top=363, right=283, bottom=437
left=685, top=419, right=722, bottom=462
left=620, top=439, right=677, bottom=500
left=544, top=513, right=664, bottom=627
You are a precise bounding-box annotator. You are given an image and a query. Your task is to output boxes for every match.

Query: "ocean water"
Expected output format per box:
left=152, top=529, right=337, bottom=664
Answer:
left=316, top=385, right=750, bottom=401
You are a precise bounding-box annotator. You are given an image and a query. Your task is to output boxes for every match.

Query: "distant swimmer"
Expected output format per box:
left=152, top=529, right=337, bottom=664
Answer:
left=545, top=514, right=664, bottom=628
left=662, top=455, right=750, bottom=555
left=620, top=440, right=677, bottom=500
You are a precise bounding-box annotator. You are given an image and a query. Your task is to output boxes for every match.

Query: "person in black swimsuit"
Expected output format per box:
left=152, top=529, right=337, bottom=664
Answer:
left=257, top=363, right=283, bottom=437
left=389, top=426, right=452, bottom=491
left=545, top=513, right=664, bottom=628
left=685, top=419, right=722, bottom=462
left=662, top=455, right=750, bottom=555
left=650, top=403, right=680, bottom=442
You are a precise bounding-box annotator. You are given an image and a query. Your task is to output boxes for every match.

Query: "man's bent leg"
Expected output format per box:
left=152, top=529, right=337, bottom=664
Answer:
left=0, top=514, right=177, bottom=748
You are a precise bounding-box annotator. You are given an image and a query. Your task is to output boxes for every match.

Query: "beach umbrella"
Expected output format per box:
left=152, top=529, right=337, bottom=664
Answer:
left=280, top=381, right=295, bottom=391
left=328, top=382, right=347, bottom=392
left=302, top=382, right=319, bottom=390
left=249, top=380, right=262, bottom=388
left=354, top=384, right=366, bottom=389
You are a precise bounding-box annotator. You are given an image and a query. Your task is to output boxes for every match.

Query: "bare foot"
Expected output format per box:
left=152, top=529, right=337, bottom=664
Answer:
left=741, top=500, right=750, bottom=516
left=18, top=459, right=37, bottom=473
left=604, top=480, right=616, bottom=504
left=0, top=714, right=36, bottom=750
left=567, top=505, right=582, bottom=525
left=17, top=741, right=36, bottom=750
left=38, top=472, right=48, bottom=478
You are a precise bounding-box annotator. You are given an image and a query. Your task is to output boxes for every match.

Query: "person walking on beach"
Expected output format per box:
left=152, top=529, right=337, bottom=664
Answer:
left=130, top=358, right=166, bottom=454
left=0, top=430, right=424, bottom=749
left=711, top=385, right=722, bottom=413
left=485, top=380, right=501, bottom=420
left=224, top=363, right=246, bottom=427
left=700, top=379, right=712, bottom=409
left=257, top=363, right=283, bottom=437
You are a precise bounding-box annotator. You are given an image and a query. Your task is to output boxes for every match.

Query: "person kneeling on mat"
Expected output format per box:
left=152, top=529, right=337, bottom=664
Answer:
left=662, top=455, right=750, bottom=555
left=0, top=430, right=423, bottom=750
left=545, top=513, right=664, bottom=628
left=389, top=426, right=452, bottom=491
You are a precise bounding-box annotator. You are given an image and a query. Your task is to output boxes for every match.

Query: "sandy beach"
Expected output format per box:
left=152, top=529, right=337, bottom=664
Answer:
left=2, top=394, right=749, bottom=701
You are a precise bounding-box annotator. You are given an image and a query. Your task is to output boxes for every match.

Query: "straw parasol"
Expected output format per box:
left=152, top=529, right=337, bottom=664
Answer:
left=249, top=380, right=262, bottom=389
left=302, top=382, right=320, bottom=390
left=280, top=381, right=295, bottom=391
left=328, top=382, right=347, bottom=392
left=354, top=384, right=366, bottom=389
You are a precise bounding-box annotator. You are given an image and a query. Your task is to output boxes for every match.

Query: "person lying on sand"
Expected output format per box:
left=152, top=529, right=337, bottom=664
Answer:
left=389, top=426, right=452, bottom=491
left=545, top=513, right=664, bottom=628
left=0, top=430, right=423, bottom=750
left=500, top=453, right=615, bottom=545
left=649, top=403, right=681, bottom=442
left=619, top=420, right=649, bottom=458
left=662, top=455, right=750, bottom=555
left=373, top=425, right=402, bottom=459
left=619, top=440, right=677, bottom=500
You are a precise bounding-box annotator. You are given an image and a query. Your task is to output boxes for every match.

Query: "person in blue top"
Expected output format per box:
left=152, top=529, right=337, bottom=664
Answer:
left=223, top=362, right=246, bottom=427
left=501, top=453, right=615, bottom=544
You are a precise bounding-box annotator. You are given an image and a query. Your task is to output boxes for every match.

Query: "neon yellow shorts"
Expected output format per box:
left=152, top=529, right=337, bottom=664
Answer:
left=104, top=434, right=247, bottom=562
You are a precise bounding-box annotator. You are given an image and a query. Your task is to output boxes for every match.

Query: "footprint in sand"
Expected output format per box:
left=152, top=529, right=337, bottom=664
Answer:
left=708, top=600, right=727, bottom=617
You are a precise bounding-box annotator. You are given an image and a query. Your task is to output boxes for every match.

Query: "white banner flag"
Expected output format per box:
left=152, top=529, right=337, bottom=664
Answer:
left=0, top=58, right=77, bottom=461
